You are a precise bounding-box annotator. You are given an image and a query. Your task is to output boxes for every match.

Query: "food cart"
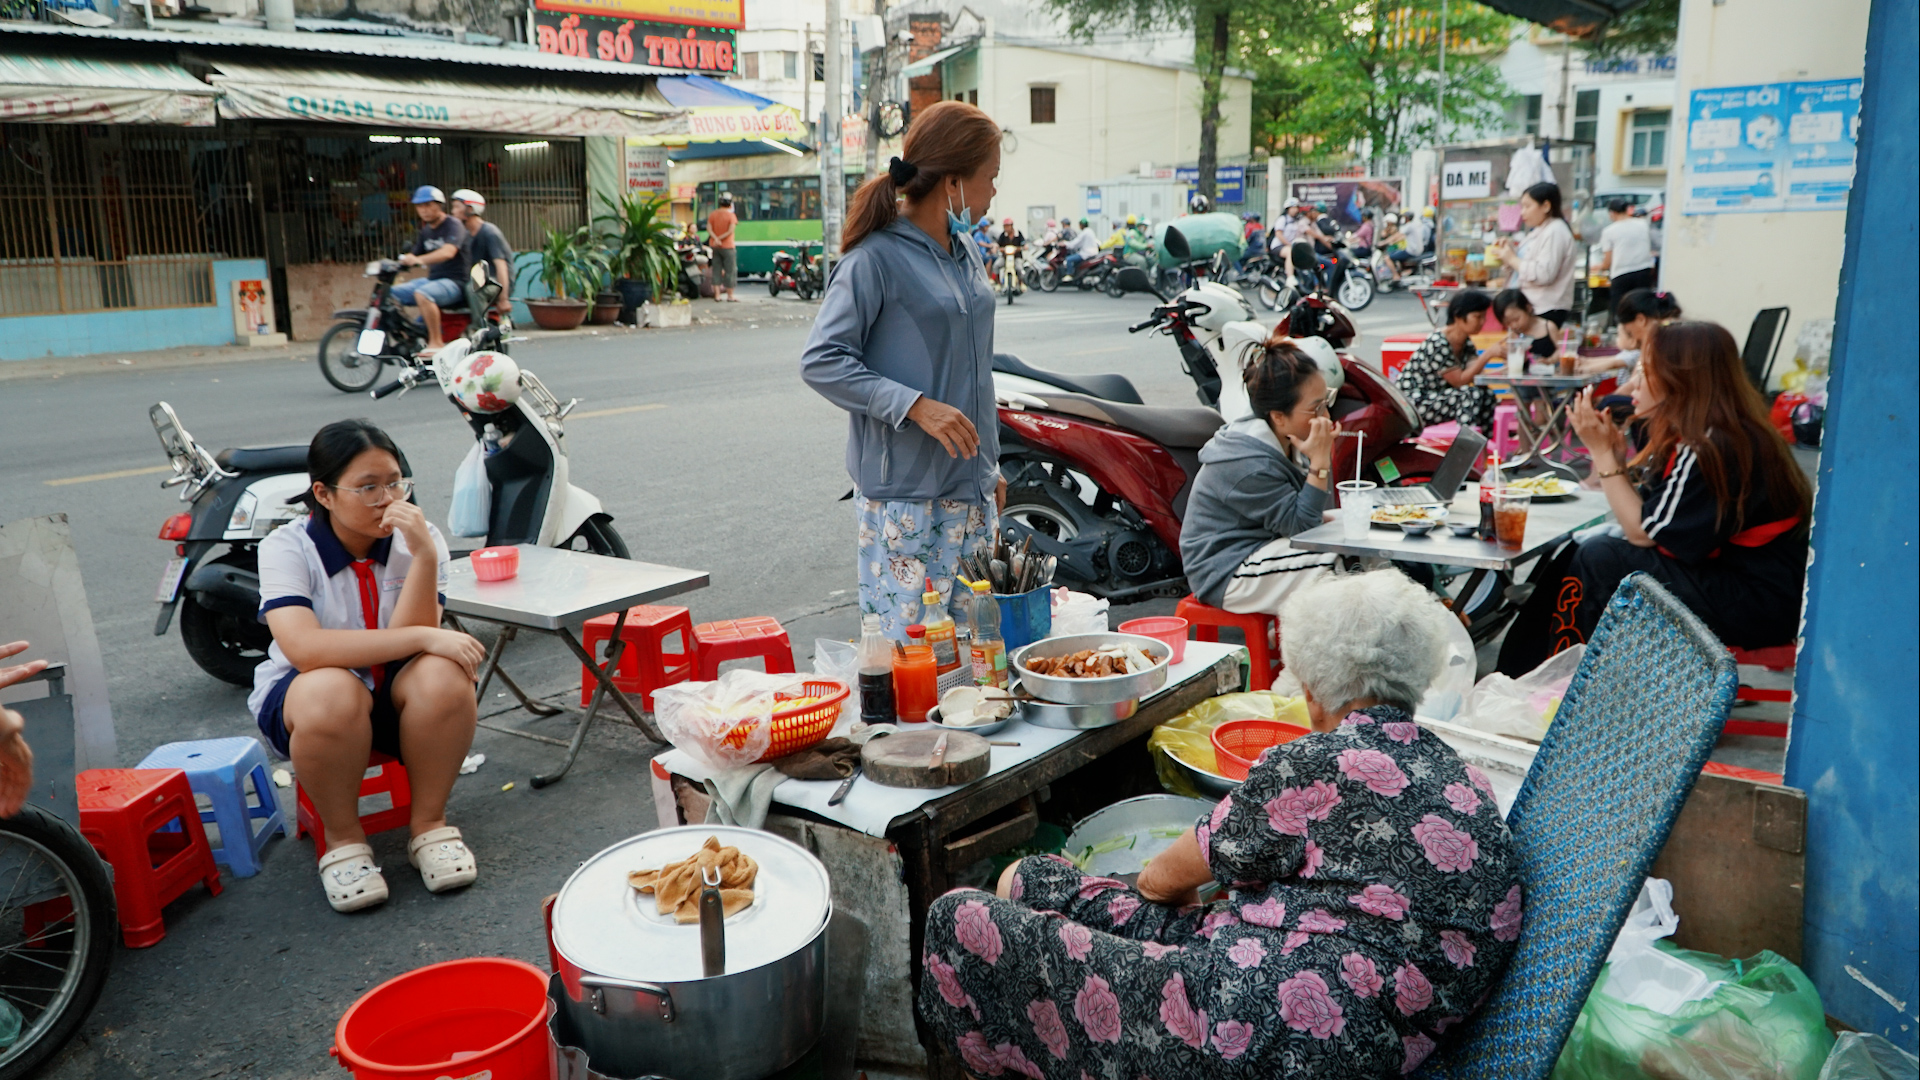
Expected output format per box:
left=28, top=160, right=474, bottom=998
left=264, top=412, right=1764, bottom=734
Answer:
left=1433, top=137, right=1598, bottom=325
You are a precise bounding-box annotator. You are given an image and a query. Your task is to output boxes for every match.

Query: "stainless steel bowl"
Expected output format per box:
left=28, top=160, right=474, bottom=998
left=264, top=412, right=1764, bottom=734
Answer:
left=1010, top=632, right=1172, bottom=705
left=1166, top=750, right=1240, bottom=797
left=1016, top=694, right=1138, bottom=730
left=1064, top=795, right=1217, bottom=877
left=925, top=705, right=1014, bottom=737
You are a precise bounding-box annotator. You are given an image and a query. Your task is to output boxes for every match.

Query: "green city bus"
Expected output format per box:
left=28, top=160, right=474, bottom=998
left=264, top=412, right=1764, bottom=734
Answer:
left=694, top=175, right=862, bottom=277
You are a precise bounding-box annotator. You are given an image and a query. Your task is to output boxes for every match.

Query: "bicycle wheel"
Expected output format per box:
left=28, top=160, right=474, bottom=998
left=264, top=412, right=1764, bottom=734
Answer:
left=0, top=805, right=115, bottom=1079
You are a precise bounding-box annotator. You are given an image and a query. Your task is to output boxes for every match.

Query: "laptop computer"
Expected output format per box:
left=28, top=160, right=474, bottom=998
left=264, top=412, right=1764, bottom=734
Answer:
left=1372, top=426, right=1488, bottom=507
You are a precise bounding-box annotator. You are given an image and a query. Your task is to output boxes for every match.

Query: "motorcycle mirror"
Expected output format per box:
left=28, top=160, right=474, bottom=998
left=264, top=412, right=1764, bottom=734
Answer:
left=1162, top=226, right=1191, bottom=262
left=1290, top=240, right=1317, bottom=271
left=1114, top=266, right=1153, bottom=294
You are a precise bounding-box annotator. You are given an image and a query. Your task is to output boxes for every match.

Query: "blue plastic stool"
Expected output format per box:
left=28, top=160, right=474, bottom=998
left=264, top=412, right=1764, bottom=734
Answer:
left=136, top=737, right=287, bottom=878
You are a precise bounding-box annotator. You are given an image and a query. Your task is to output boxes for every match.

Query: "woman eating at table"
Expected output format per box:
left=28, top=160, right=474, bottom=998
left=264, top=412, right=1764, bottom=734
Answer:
left=253, top=420, right=483, bottom=913
left=1497, top=320, right=1811, bottom=675
left=1179, top=334, right=1343, bottom=617
left=1393, top=288, right=1499, bottom=433
left=919, top=571, right=1522, bottom=1079
left=800, top=101, right=1004, bottom=638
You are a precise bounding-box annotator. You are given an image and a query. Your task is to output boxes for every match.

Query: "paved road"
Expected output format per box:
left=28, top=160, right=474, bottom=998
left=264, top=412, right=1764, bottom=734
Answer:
left=0, top=284, right=1430, bottom=1077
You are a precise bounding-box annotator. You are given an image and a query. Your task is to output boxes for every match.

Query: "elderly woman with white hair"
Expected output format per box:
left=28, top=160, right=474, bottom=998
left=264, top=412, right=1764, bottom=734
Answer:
left=917, top=572, right=1522, bottom=1079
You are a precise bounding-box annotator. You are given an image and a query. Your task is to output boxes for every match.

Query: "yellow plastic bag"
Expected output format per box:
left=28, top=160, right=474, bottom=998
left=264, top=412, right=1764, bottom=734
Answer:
left=1149, top=691, right=1310, bottom=797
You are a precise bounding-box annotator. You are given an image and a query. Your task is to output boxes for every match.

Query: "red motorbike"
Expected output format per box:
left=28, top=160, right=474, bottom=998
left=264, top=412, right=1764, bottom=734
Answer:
left=767, top=238, right=822, bottom=300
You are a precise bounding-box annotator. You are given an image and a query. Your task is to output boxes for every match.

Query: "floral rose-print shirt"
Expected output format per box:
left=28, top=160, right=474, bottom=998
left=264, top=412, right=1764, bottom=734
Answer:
left=916, top=705, right=1522, bottom=1078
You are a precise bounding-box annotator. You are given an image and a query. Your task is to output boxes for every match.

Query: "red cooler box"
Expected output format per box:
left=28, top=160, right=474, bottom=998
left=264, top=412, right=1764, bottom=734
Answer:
left=1380, top=333, right=1427, bottom=380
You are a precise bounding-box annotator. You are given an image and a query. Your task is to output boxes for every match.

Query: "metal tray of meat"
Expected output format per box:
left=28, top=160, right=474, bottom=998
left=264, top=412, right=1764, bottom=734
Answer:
left=1009, top=632, right=1171, bottom=706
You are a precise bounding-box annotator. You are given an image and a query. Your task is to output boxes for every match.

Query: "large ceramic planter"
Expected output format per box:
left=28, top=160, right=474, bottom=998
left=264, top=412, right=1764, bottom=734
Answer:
left=590, top=292, right=622, bottom=325
left=527, top=298, right=590, bottom=331
left=615, top=278, right=652, bottom=325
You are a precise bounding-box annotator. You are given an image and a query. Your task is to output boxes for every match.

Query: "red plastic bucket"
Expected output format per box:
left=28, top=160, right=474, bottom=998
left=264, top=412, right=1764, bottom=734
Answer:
left=333, top=957, right=551, bottom=1079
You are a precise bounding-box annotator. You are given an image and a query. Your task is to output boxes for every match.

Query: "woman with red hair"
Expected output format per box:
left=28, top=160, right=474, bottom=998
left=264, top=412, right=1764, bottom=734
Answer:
left=1498, top=320, right=1812, bottom=673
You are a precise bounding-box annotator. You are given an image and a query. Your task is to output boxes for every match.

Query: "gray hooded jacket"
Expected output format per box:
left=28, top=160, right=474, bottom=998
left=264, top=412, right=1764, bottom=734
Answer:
left=1178, top=417, right=1330, bottom=607
left=800, top=218, right=998, bottom=503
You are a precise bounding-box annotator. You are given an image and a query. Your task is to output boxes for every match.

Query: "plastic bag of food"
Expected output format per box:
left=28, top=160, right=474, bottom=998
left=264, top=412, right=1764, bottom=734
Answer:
left=1817, top=1033, right=1919, bottom=1080
left=446, top=442, right=491, bottom=539
left=1149, top=691, right=1310, bottom=797
left=654, top=670, right=814, bottom=773
left=1458, top=643, right=1585, bottom=742
left=1049, top=589, right=1109, bottom=637
left=812, top=638, right=859, bottom=726
left=1550, top=942, right=1834, bottom=1080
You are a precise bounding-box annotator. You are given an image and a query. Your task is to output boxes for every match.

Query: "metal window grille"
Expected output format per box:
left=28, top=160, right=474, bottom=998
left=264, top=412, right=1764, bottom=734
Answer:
left=0, top=124, right=261, bottom=317
left=259, top=132, right=584, bottom=266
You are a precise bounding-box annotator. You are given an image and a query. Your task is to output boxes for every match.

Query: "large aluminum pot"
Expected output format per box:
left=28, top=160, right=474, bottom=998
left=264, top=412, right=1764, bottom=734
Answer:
left=550, top=825, right=832, bottom=1080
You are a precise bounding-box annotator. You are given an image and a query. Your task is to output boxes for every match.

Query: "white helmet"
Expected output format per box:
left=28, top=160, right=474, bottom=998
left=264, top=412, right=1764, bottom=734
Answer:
left=1188, top=192, right=1211, bottom=214
left=449, top=350, right=522, bottom=413
left=1291, top=335, right=1345, bottom=394
left=1183, top=280, right=1253, bottom=334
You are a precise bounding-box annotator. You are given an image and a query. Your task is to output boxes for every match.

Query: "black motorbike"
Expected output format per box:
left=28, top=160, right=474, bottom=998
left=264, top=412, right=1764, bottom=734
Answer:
left=317, top=259, right=506, bottom=394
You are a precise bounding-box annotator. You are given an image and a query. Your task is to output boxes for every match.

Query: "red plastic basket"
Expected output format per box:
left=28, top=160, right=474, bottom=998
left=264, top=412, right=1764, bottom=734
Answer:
left=717, top=680, right=849, bottom=763
left=1210, top=719, right=1311, bottom=781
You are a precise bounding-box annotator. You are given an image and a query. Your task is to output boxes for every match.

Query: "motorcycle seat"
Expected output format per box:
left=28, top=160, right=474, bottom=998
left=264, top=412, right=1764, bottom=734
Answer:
left=1030, top=391, right=1224, bottom=449
left=216, top=445, right=310, bottom=473
left=993, top=352, right=1145, bottom=405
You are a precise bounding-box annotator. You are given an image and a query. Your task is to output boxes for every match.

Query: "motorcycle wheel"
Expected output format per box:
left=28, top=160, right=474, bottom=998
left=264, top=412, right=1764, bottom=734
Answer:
left=1038, top=268, right=1059, bottom=293
left=179, top=588, right=272, bottom=687
left=796, top=279, right=816, bottom=301
left=1004, top=283, right=1015, bottom=306
left=1105, top=275, right=1125, bottom=298
left=1256, top=278, right=1281, bottom=311
left=318, top=320, right=385, bottom=394
left=1337, top=270, right=1376, bottom=311
left=0, top=804, right=116, bottom=1080
left=562, top=516, right=630, bottom=559
left=768, top=278, right=781, bottom=297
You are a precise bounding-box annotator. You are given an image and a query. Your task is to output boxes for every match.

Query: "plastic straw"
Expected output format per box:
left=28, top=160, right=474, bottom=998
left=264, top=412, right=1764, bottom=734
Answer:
left=1354, top=430, right=1364, bottom=484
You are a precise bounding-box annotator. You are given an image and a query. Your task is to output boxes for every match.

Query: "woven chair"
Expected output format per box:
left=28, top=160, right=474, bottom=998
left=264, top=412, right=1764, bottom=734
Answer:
left=1418, top=573, right=1738, bottom=1079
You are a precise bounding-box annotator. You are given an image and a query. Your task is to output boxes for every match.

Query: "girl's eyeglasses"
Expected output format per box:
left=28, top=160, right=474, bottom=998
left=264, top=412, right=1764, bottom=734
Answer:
left=331, top=479, right=414, bottom=505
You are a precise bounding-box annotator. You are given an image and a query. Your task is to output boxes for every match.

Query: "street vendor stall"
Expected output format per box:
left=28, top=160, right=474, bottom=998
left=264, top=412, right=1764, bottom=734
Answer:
left=1434, top=137, right=1597, bottom=324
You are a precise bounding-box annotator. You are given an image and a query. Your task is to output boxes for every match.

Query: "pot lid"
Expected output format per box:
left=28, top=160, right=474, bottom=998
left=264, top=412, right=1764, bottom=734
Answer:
left=553, top=825, right=831, bottom=984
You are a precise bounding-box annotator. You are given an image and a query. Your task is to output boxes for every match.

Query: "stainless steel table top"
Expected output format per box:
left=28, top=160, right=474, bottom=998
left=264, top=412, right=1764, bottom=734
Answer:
left=1474, top=368, right=1624, bottom=390
left=442, top=545, right=709, bottom=630
left=1290, top=485, right=1612, bottom=570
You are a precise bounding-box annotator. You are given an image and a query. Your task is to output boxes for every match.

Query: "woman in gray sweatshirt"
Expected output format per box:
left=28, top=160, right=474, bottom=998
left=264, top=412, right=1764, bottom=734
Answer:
left=1178, top=338, right=1343, bottom=613
left=800, top=101, right=1005, bottom=638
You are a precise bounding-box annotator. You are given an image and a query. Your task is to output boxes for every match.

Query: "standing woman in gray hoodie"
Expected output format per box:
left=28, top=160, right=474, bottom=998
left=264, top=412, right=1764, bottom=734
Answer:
left=1178, top=335, right=1343, bottom=615
left=801, top=101, right=1005, bottom=637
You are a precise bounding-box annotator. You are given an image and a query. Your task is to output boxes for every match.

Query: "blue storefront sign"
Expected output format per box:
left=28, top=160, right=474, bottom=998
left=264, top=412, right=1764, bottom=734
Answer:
left=1683, top=78, right=1862, bottom=214
left=1175, top=165, right=1243, bottom=204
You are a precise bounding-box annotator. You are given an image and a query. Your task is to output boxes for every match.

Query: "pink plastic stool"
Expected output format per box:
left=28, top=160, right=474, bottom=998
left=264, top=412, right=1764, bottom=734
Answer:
left=1491, top=402, right=1522, bottom=459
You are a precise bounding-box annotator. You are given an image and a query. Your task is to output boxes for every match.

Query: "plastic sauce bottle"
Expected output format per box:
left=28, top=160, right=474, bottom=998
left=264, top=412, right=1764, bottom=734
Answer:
left=856, top=614, right=896, bottom=725
left=920, top=587, right=961, bottom=675
left=1478, top=443, right=1503, bottom=540
left=892, top=624, right=938, bottom=723
left=968, top=581, right=1009, bottom=689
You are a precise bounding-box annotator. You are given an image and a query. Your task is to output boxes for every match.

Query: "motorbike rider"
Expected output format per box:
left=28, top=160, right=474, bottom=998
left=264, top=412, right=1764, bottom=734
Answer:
left=450, top=189, right=512, bottom=315
left=994, top=216, right=1026, bottom=286
left=391, top=186, right=472, bottom=354
left=1393, top=207, right=1434, bottom=277
left=0, top=642, right=39, bottom=817
left=1188, top=192, right=1211, bottom=215
left=1099, top=214, right=1149, bottom=267
left=1239, top=213, right=1267, bottom=271
left=1062, top=217, right=1099, bottom=282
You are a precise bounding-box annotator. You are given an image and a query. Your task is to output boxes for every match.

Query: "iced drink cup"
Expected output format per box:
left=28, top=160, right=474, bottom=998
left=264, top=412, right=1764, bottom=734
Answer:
left=1337, top=480, right=1377, bottom=540
left=1493, top=488, right=1532, bottom=550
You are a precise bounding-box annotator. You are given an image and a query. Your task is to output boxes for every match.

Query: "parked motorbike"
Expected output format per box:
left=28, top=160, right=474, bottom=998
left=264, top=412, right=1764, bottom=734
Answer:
left=768, top=239, right=822, bottom=300
left=317, top=258, right=510, bottom=394
left=675, top=236, right=711, bottom=299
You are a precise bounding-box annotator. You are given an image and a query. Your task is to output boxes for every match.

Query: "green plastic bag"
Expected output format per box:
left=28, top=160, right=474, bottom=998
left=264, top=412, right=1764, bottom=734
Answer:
left=1148, top=691, right=1309, bottom=798
left=1551, top=941, right=1835, bottom=1080
left=1153, top=212, right=1246, bottom=268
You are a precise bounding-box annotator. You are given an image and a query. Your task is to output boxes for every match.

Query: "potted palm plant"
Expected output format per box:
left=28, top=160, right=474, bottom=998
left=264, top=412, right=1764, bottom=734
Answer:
left=594, top=192, right=680, bottom=326
left=519, top=226, right=608, bottom=331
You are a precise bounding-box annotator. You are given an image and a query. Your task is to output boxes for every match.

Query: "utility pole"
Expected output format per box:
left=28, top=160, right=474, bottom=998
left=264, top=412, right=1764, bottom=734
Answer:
left=1436, top=0, right=1448, bottom=144
left=803, top=21, right=813, bottom=145
left=822, top=0, right=846, bottom=261
left=865, top=0, right=886, bottom=180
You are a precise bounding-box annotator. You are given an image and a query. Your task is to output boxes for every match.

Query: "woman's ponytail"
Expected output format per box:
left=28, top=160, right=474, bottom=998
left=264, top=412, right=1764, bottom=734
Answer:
left=842, top=171, right=902, bottom=253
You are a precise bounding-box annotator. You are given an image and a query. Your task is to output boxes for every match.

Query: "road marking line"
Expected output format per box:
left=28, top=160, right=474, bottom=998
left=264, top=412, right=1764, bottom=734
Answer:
left=1062, top=345, right=1130, bottom=357
left=567, top=403, right=667, bottom=420
left=44, top=464, right=173, bottom=487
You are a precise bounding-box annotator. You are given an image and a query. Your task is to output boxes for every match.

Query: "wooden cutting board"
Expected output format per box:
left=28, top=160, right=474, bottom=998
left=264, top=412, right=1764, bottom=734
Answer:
left=862, top=728, right=991, bottom=788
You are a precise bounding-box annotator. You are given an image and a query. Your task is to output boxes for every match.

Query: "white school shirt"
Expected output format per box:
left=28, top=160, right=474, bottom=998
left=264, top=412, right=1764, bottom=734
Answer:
left=248, top=514, right=450, bottom=720
left=1597, top=216, right=1656, bottom=277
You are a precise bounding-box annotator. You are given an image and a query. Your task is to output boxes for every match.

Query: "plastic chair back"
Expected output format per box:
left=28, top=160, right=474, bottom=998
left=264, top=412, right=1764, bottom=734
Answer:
left=1742, top=306, right=1790, bottom=393
left=1417, top=574, right=1738, bottom=1079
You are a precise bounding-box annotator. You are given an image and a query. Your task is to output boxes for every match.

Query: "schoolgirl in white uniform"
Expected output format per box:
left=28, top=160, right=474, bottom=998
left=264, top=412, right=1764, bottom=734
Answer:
left=253, top=420, right=483, bottom=913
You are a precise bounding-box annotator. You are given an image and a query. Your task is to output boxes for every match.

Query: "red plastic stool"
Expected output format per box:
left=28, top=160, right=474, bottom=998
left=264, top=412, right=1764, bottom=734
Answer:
left=580, top=605, right=695, bottom=710
left=1175, top=596, right=1281, bottom=691
left=1726, top=644, right=1795, bottom=738
left=77, top=768, right=223, bottom=948
left=693, top=617, right=795, bottom=680
left=295, top=752, right=413, bottom=860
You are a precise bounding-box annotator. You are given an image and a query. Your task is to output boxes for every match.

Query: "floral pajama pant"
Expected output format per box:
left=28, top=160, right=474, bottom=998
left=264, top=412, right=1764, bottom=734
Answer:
left=856, top=495, right=994, bottom=640
left=919, top=856, right=1403, bottom=1079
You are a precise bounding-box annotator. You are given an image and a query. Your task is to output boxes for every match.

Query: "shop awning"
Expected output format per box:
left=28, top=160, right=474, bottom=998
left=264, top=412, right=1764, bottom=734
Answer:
left=629, top=73, right=804, bottom=146
left=0, top=54, right=216, bottom=126
left=209, top=63, right=685, bottom=139
left=902, top=45, right=965, bottom=77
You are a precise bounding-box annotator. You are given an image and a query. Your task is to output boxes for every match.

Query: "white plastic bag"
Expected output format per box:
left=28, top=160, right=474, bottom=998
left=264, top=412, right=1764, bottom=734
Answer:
left=1416, top=607, right=1478, bottom=721
left=1596, top=878, right=1721, bottom=1016
left=1049, top=589, right=1109, bottom=637
left=812, top=638, right=858, bottom=726
left=654, top=670, right=811, bottom=774
left=447, top=442, right=491, bottom=539
left=1818, top=1033, right=1920, bottom=1080
left=1457, top=643, right=1584, bottom=741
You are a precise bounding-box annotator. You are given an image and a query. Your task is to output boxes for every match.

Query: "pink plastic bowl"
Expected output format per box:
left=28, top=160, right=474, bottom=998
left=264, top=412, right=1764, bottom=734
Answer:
left=470, top=546, right=519, bottom=582
left=1119, top=616, right=1189, bottom=664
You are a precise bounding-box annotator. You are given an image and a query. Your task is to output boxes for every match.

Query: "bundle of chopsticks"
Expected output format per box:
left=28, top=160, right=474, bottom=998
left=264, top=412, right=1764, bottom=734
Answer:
left=957, top=529, right=1057, bottom=595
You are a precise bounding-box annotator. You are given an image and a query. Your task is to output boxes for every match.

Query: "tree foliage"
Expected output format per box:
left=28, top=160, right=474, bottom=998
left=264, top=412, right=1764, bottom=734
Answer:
left=1585, top=0, right=1679, bottom=58
left=1243, top=0, right=1515, bottom=158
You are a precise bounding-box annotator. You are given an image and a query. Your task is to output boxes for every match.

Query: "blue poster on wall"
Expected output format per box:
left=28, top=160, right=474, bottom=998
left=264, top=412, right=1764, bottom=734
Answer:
left=1683, top=78, right=1861, bottom=214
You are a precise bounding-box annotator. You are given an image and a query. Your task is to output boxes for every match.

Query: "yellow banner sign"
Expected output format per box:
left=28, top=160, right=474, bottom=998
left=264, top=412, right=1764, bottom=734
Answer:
left=533, top=0, right=742, bottom=30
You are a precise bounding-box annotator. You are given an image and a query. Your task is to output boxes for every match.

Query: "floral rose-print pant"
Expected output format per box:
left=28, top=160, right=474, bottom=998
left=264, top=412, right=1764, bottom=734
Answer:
left=919, top=856, right=1408, bottom=1079
left=856, top=495, right=994, bottom=641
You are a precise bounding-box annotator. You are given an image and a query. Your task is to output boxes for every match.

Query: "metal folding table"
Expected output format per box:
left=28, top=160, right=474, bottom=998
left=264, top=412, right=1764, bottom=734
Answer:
left=440, top=545, right=708, bottom=787
left=1475, top=367, right=1624, bottom=475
